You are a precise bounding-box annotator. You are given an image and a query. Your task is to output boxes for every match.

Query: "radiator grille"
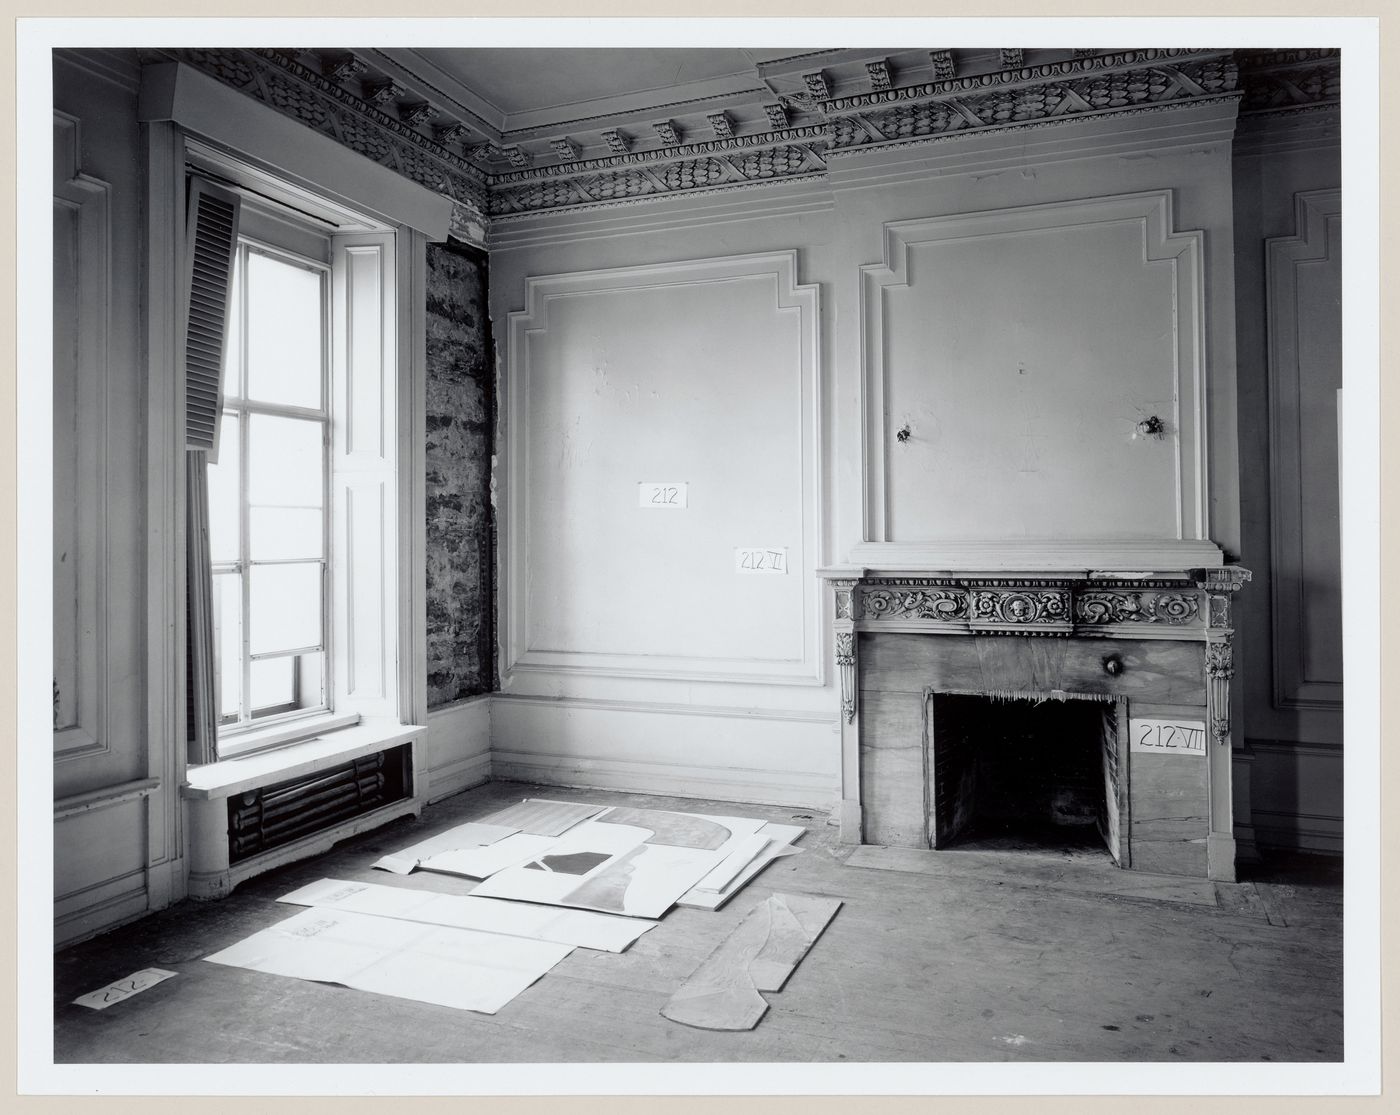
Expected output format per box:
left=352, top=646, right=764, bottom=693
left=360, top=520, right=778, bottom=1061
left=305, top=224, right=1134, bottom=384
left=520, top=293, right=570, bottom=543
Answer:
left=228, top=744, right=411, bottom=863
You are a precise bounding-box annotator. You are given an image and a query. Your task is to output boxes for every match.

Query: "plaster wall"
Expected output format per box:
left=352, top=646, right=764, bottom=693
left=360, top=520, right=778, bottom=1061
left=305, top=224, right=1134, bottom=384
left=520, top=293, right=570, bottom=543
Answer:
left=489, top=102, right=1243, bottom=809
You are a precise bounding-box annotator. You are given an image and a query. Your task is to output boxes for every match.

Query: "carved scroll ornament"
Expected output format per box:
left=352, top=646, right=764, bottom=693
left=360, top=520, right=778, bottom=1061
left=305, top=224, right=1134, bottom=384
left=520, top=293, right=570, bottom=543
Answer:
left=1076, top=591, right=1200, bottom=625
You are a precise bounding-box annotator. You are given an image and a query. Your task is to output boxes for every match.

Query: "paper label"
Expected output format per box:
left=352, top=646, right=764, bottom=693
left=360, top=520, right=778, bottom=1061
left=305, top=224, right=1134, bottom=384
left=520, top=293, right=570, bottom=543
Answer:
left=735, top=548, right=788, bottom=574
left=73, top=968, right=177, bottom=1010
left=1130, top=718, right=1207, bottom=755
left=638, top=482, right=687, bottom=508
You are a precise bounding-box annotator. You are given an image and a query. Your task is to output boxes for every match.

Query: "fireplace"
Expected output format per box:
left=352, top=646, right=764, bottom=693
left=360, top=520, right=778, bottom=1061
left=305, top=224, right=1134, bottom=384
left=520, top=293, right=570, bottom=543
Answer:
left=824, top=568, right=1249, bottom=881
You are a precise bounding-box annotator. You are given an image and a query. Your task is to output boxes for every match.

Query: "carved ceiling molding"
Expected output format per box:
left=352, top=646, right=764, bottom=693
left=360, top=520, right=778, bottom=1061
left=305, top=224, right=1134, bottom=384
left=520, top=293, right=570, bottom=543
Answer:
left=490, top=141, right=828, bottom=217
left=152, top=47, right=1337, bottom=225
left=819, top=48, right=1226, bottom=112
left=149, top=47, right=490, bottom=212
left=826, top=56, right=1240, bottom=155
left=1236, top=48, right=1341, bottom=116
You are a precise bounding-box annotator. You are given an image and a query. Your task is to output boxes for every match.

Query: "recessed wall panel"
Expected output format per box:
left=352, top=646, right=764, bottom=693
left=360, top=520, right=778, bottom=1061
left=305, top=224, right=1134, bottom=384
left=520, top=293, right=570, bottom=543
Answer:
left=507, top=253, right=820, bottom=681
left=883, top=222, right=1180, bottom=541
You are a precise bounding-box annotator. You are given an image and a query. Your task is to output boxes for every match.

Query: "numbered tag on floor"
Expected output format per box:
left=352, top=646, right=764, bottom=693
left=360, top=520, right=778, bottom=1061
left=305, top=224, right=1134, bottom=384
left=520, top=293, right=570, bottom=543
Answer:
left=735, top=547, right=788, bottom=574
left=73, top=968, right=177, bottom=1010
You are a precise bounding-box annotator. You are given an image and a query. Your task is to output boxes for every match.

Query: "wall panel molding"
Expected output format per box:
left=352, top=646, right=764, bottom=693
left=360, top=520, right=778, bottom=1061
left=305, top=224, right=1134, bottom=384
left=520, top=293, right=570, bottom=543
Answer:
left=1265, top=188, right=1343, bottom=711
left=503, top=250, right=823, bottom=685
left=854, top=189, right=1218, bottom=570
left=52, top=112, right=111, bottom=762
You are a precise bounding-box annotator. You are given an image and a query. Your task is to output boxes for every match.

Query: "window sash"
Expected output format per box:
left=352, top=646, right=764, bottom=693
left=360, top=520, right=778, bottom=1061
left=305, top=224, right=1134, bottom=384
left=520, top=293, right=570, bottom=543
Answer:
left=215, top=238, right=333, bottom=750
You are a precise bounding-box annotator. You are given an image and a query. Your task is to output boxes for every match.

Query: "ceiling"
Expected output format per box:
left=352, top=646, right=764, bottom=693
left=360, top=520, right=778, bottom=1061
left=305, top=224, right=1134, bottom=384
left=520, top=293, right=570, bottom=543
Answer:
left=407, top=48, right=800, bottom=128
left=322, top=46, right=1032, bottom=169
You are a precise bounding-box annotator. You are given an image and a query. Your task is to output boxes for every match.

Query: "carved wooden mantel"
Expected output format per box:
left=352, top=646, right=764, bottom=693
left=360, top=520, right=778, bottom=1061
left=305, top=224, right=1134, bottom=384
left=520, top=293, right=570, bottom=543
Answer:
left=821, top=566, right=1251, bottom=879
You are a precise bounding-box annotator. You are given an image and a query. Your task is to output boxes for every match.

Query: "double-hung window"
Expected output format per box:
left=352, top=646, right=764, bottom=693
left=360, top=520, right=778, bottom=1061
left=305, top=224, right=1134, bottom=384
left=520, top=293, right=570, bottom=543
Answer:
left=187, top=157, right=407, bottom=762
left=208, top=239, right=331, bottom=744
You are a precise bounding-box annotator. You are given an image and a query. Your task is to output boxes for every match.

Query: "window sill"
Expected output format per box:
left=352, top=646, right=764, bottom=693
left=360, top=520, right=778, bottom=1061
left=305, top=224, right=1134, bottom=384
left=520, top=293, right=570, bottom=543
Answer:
left=183, top=718, right=425, bottom=801
left=216, top=712, right=362, bottom=760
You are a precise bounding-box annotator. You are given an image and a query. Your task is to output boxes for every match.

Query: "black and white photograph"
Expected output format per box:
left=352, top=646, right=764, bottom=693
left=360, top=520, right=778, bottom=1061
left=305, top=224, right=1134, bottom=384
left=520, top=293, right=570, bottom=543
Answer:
left=20, top=13, right=1381, bottom=1099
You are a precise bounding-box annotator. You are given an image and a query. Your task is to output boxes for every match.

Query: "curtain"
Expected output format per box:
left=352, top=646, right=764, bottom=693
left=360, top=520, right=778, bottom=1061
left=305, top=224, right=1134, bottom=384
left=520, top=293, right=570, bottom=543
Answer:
left=186, top=450, right=218, bottom=766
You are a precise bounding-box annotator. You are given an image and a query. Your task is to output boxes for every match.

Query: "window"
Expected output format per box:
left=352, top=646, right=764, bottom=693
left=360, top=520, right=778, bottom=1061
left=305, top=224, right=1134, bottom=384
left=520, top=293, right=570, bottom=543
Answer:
left=186, top=164, right=408, bottom=761
left=207, top=241, right=331, bottom=742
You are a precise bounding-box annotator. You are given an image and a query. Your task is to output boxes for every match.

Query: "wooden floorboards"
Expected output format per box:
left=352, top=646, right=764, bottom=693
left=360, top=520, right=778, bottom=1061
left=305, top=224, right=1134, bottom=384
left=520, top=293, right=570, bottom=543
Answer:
left=52, top=780, right=1343, bottom=1064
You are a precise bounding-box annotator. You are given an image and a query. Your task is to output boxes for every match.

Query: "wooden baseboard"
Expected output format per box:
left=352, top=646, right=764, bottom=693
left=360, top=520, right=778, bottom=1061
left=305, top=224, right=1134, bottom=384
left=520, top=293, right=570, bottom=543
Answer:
left=1251, top=809, right=1343, bottom=855
left=424, top=751, right=492, bottom=803
left=490, top=747, right=836, bottom=811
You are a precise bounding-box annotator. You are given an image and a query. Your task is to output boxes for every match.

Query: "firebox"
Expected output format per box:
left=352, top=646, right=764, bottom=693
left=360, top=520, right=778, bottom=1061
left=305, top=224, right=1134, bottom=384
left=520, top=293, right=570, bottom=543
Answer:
left=926, top=693, right=1125, bottom=863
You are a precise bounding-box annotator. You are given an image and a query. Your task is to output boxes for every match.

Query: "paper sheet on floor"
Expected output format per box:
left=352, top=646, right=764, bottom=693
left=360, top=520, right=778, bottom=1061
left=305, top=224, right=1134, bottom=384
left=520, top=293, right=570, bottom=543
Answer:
left=73, top=968, right=177, bottom=1010
left=277, top=877, right=656, bottom=952
left=204, top=906, right=571, bottom=1014
left=418, top=831, right=559, bottom=879
left=677, top=823, right=806, bottom=910
left=592, top=806, right=765, bottom=849
left=476, top=799, right=608, bottom=837
left=372, top=821, right=519, bottom=875
left=691, top=834, right=773, bottom=893
left=471, top=819, right=726, bottom=918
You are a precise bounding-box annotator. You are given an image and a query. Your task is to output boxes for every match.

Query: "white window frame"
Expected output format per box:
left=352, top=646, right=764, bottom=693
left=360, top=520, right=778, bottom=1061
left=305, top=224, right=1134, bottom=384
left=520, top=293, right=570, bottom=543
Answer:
left=213, top=236, right=335, bottom=751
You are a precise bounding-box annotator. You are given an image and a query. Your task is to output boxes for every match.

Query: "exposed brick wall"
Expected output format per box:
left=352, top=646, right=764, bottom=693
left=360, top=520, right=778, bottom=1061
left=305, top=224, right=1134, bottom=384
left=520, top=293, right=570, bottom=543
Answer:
left=424, top=240, right=496, bottom=708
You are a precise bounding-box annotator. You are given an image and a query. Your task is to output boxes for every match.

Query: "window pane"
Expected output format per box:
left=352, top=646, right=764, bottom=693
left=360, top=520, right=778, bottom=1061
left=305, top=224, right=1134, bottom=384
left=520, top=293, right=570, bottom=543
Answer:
left=250, top=657, right=294, bottom=713
left=248, top=414, right=323, bottom=509
left=246, top=250, right=323, bottom=410
left=251, top=507, right=323, bottom=561
left=207, top=413, right=240, bottom=563
left=249, top=653, right=324, bottom=719
left=249, top=562, right=322, bottom=655
left=214, top=572, right=242, bottom=720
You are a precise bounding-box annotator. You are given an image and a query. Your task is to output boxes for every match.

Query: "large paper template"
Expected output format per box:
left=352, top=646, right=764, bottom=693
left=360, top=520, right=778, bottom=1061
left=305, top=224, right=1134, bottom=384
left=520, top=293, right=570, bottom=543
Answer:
left=477, top=799, right=608, bottom=837
left=205, top=906, right=571, bottom=1014
left=277, top=877, right=655, bottom=952
left=471, top=818, right=730, bottom=918
left=372, top=821, right=518, bottom=875
left=418, top=831, right=558, bottom=879
left=677, top=823, right=806, bottom=910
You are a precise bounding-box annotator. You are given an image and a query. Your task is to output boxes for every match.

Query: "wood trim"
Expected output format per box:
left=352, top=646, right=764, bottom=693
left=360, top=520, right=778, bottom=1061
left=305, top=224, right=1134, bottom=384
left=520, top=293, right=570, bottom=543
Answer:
left=138, top=62, right=452, bottom=239
left=503, top=249, right=823, bottom=686
left=858, top=190, right=1214, bottom=561
left=54, top=778, right=160, bottom=820
left=144, top=120, right=188, bottom=894
left=52, top=112, right=111, bottom=763
left=1265, top=188, right=1343, bottom=712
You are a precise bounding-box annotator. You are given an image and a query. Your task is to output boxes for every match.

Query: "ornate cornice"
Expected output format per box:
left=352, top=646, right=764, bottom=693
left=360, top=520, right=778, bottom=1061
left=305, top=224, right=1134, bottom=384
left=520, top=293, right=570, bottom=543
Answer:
left=1237, top=49, right=1341, bottom=116
left=820, top=49, right=1228, bottom=113
left=149, top=47, right=1335, bottom=225
left=490, top=141, right=828, bottom=217
left=827, top=57, right=1239, bottom=154
left=151, top=48, right=490, bottom=214
left=488, top=125, right=831, bottom=185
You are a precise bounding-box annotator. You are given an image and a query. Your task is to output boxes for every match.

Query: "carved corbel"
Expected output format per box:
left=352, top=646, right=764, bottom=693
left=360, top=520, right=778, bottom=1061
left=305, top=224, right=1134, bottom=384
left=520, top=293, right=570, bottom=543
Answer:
left=836, top=631, right=857, bottom=724
left=1196, top=566, right=1250, bottom=747
left=1205, top=639, right=1235, bottom=745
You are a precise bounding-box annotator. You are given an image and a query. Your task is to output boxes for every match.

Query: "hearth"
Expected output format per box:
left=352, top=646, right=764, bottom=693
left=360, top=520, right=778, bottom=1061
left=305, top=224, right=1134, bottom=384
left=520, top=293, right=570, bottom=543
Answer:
left=822, top=568, right=1250, bottom=881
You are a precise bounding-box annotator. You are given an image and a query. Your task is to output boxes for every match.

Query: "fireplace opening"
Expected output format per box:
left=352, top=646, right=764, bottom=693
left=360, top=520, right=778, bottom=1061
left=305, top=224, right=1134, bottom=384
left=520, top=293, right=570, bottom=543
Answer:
left=927, top=693, right=1124, bottom=863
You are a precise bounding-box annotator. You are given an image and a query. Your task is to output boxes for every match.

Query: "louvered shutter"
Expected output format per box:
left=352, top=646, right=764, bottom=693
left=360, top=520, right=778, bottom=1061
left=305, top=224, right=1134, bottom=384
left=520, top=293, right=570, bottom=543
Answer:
left=182, top=177, right=241, bottom=460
